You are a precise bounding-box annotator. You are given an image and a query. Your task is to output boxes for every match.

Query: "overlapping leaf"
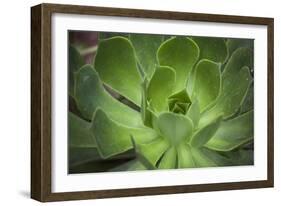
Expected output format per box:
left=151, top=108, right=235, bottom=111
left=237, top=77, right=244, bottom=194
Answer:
left=69, top=33, right=254, bottom=173
left=74, top=64, right=142, bottom=127
left=157, top=37, right=199, bottom=92
left=94, top=37, right=142, bottom=105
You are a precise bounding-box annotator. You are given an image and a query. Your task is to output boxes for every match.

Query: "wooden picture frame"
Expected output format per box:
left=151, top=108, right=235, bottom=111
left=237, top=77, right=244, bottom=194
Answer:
left=31, top=3, right=274, bottom=202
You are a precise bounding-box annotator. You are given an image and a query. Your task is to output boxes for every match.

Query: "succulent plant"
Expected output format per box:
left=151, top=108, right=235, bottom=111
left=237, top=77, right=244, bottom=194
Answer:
left=68, top=32, right=254, bottom=173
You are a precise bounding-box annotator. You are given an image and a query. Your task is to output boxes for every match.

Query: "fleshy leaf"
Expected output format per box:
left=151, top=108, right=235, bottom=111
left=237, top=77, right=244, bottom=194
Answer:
left=130, top=34, right=164, bottom=77
left=199, top=65, right=252, bottom=127
left=190, top=115, right=222, bottom=147
left=135, top=137, right=170, bottom=166
left=158, top=147, right=177, bottom=169
left=168, top=98, right=180, bottom=111
left=69, top=112, right=96, bottom=148
left=157, top=113, right=193, bottom=145
left=94, top=36, right=142, bottom=105
left=192, top=36, right=228, bottom=63
left=190, top=148, right=217, bottom=167
left=192, top=59, right=221, bottom=111
left=157, top=37, right=199, bottom=91
left=177, top=144, right=195, bottom=168
left=140, top=78, right=152, bottom=127
left=216, top=46, right=254, bottom=118
left=199, top=147, right=233, bottom=166
left=226, top=39, right=254, bottom=57
left=147, top=66, right=176, bottom=112
left=69, top=45, right=84, bottom=97
left=169, top=89, right=191, bottom=102
left=91, top=109, right=158, bottom=158
left=75, top=64, right=142, bottom=127
left=168, top=89, right=191, bottom=112
left=69, top=149, right=135, bottom=173
left=171, top=102, right=190, bottom=115
left=224, top=149, right=254, bottom=165
left=205, top=110, right=253, bottom=151
left=69, top=147, right=100, bottom=168
left=177, top=102, right=190, bottom=112
left=241, top=82, right=254, bottom=113
left=169, top=100, right=190, bottom=114
left=171, top=104, right=185, bottom=114
left=222, top=47, right=253, bottom=84
left=109, top=159, right=147, bottom=172
left=186, top=99, right=200, bottom=129
left=69, top=157, right=132, bottom=174
left=177, top=145, right=221, bottom=168
left=218, top=65, right=252, bottom=117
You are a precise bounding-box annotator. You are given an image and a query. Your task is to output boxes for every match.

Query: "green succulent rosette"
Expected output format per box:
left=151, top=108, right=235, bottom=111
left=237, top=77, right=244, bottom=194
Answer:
left=68, top=33, right=254, bottom=173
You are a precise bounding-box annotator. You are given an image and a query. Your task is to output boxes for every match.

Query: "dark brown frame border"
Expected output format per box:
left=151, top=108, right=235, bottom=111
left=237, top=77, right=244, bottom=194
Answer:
left=31, top=3, right=274, bottom=202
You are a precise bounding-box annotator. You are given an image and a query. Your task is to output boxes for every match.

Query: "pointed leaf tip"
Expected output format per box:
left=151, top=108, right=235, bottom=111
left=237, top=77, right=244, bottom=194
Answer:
left=190, top=115, right=223, bottom=148
left=91, top=109, right=157, bottom=158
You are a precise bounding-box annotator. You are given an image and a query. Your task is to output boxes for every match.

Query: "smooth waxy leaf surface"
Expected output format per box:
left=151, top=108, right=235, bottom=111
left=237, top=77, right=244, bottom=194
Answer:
left=177, top=144, right=195, bottom=168
left=186, top=99, right=200, bottom=129
left=140, top=78, right=151, bottom=127
left=69, top=45, right=84, bottom=97
left=199, top=147, right=233, bottom=166
left=91, top=109, right=158, bottom=158
left=94, top=37, right=142, bottom=105
left=190, top=115, right=222, bottom=147
left=140, top=79, right=159, bottom=129
left=190, top=148, right=217, bottom=167
left=199, top=65, right=252, bottom=127
left=109, top=159, right=147, bottom=172
left=198, top=48, right=253, bottom=125
left=168, top=89, right=191, bottom=113
left=69, top=112, right=96, bottom=148
left=157, top=113, right=193, bottom=145
left=169, top=89, right=191, bottom=102
left=192, top=59, right=221, bottom=111
left=157, top=37, right=199, bottom=91
left=69, top=149, right=136, bottom=172
left=176, top=145, right=220, bottom=168
left=224, top=149, right=254, bottom=165
left=69, top=34, right=254, bottom=172
left=171, top=103, right=189, bottom=114
left=69, top=156, right=134, bottom=173
left=241, top=82, right=254, bottom=113
left=222, top=47, right=253, bottom=84
left=130, top=34, right=164, bottom=77
left=192, top=37, right=228, bottom=63
left=158, top=147, right=177, bottom=169
left=135, top=137, right=170, bottom=166
left=69, top=147, right=100, bottom=168
left=227, top=39, right=254, bottom=57
left=206, top=110, right=253, bottom=151
left=75, top=65, right=142, bottom=127
left=147, top=66, right=176, bottom=112
left=218, top=65, right=252, bottom=117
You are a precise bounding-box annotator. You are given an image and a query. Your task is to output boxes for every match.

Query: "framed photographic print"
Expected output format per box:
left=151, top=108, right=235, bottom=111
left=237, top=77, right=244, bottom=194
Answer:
left=31, top=3, right=274, bottom=202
